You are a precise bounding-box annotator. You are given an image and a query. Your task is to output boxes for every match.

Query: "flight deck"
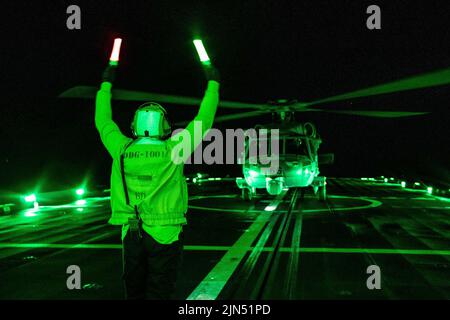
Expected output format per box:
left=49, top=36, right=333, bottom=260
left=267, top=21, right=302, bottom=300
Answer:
left=0, top=178, right=448, bottom=300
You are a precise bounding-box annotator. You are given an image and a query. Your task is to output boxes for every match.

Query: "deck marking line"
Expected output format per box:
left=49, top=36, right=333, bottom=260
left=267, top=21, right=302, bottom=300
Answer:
left=186, top=192, right=287, bottom=300
left=0, top=243, right=449, bottom=255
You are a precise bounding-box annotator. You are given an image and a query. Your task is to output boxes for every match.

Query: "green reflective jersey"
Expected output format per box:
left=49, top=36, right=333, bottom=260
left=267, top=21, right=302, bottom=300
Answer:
left=95, top=81, right=219, bottom=244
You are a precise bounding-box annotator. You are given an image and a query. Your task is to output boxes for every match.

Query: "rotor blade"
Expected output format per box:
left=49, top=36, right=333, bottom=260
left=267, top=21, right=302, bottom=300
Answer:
left=59, top=86, right=97, bottom=98
left=59, top=86, right=203, bottom=104
left=214, top=110, right=271, bottom=123
left=219, top=101, right=266, bottom=110
left=59, top=86, right=264, bottom=109
left=174, top=110, right=270, bottom=126
left=315, top=109, right=429, bottom=118
left=305, top=67, right=450, bottom=107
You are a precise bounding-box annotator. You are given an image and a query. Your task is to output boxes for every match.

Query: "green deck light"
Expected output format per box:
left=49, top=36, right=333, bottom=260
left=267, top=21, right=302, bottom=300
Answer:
left=264, top=205, right=277, bottom=212
left=75, top=188, right=85, bottom=196
left=384, top=178, right=388, bottom=183
left=193, top=39, right=211, bottom=65
left=24, top=211, right=37, bottom=217
left=24, top=194, right=36, bottom=203
left=401, top=181, right=406, bottom=188
left=427, top=187, right=433, bottom=194
left=109, top=38, right=122, bottom=66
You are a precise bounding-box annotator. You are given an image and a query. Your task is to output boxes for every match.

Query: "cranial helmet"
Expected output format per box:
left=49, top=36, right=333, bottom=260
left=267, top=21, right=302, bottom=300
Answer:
left=131, top=102, right=171, bottom=138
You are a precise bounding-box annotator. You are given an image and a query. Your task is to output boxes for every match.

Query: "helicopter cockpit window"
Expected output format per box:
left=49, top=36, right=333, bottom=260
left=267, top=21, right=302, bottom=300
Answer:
left=285, top=137, right=309, bottom=156
left=243, top=135, right=277, bottom=165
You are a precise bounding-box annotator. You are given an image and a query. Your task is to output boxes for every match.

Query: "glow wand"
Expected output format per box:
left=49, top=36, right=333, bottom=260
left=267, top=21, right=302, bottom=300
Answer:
left=193, top=39, right=211, bottom=66
left=109, top=38, right=122, bottom=66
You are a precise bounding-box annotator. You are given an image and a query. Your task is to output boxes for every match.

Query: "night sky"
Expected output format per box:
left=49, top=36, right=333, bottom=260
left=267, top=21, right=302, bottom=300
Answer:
left=1, top=0, right=449, bottom=193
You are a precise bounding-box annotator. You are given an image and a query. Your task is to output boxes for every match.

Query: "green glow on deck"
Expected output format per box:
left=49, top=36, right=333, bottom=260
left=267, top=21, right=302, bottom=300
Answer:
left=427, top=187, right=433, bottom=194
left=75, top=188, right=85, bottom=196
left=24, top=211, right=37, bottom=217
left=0, top=243, right=449, bottom=256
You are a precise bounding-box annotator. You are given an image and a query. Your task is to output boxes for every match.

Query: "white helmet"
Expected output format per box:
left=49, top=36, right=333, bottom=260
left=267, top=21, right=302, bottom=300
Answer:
left=131, top=102, right=171, bottom=138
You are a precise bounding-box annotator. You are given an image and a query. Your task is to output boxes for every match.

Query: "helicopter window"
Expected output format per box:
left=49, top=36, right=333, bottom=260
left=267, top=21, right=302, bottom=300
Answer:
left=285, top=137, right=309, bottom=155
left=243, top=135, right=277, bottom=164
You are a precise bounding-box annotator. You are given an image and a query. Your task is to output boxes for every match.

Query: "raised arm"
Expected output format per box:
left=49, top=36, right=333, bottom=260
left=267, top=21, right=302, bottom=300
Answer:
left=95, top=81, right=113, bottom=131
left=193, top=78, right=220, bottom=133
left=95, top=65, right=130, bottom=158
left=171, top=65, right=220, bottom=163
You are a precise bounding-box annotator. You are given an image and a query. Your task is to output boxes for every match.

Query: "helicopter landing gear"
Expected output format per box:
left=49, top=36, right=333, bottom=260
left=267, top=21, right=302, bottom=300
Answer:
left=300, top=188, right=306, bottom=200
left=312, top=176, right=327, bottom=202
left=317, top=184, right=326, bottom=201
left=242, top=187, right=255, bottom=201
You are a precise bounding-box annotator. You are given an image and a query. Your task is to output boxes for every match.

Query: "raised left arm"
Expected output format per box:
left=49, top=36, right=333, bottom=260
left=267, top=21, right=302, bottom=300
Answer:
left=95, top=81, right=114, bottom=131
left=95, top=65, right=131, bottom=158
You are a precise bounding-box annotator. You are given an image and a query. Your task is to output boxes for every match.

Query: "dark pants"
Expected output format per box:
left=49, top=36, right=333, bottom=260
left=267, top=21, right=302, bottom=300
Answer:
left=122, top=227, right=183, bottom=300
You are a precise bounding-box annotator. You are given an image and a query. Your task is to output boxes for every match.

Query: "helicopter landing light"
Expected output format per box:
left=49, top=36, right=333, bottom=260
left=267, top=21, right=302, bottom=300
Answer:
left=248, top=169, right=259, bottom=178
left=24, top=194, right=36, bottom=203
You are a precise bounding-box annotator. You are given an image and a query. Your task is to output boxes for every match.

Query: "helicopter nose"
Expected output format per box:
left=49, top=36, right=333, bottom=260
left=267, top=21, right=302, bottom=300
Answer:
left=266, top=177, right=285, bottom=195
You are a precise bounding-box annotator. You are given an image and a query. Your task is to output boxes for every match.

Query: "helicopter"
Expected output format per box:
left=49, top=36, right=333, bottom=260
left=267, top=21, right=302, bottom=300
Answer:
left=235, top=105, right=332, bottom=201
left=59, top=67, right=450, bottom=201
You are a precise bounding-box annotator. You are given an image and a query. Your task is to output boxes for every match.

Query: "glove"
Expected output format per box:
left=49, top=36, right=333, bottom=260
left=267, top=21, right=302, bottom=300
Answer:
left=102, top=64, right=117, bottom=83
left=203, top=65, right=220, bottom=82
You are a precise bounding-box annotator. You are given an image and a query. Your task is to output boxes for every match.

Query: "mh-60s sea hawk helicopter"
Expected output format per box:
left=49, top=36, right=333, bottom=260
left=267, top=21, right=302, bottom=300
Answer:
left=234, top=102, right=332, bottom=202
